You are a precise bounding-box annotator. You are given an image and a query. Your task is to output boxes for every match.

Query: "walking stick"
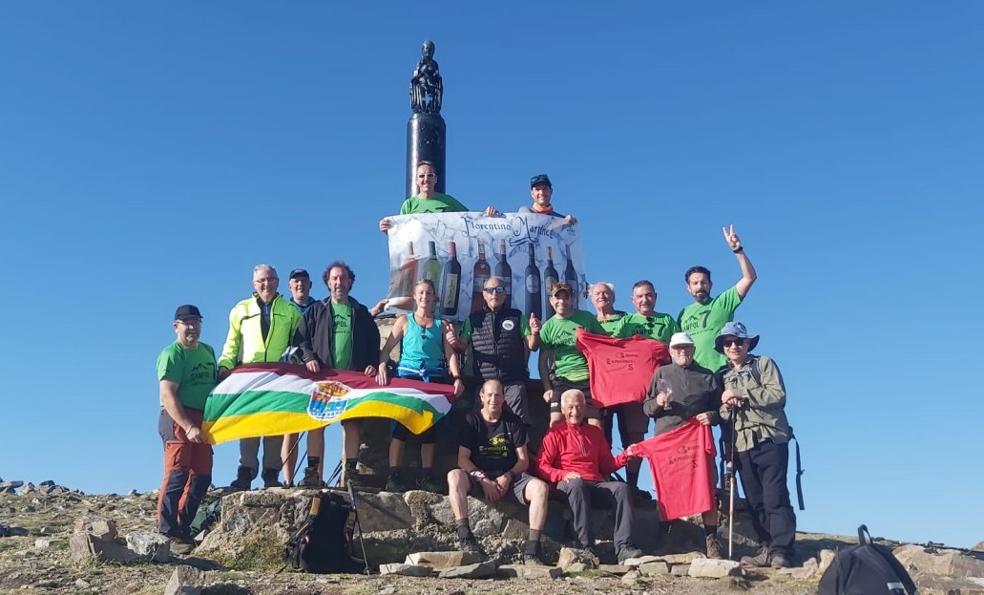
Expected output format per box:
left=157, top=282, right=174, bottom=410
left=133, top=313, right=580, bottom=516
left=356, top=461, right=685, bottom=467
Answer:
left=727, top=410, right=737, bottom=560
left=346, top=479, right=371, bottom=574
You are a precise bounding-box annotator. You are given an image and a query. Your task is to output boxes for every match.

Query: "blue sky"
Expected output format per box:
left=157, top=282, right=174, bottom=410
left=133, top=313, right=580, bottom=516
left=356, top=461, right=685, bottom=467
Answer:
left=2, top=3, right=981, bottom=547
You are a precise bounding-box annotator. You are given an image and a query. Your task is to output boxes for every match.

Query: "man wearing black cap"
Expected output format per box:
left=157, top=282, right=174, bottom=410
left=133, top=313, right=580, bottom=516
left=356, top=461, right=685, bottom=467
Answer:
left=287, top=269, right=317, bottom=314
left=519, top=174, right=577, bottom=225
left=295, top=261, right=381, bottom=487
left=156, top=305, right=217, bottom=553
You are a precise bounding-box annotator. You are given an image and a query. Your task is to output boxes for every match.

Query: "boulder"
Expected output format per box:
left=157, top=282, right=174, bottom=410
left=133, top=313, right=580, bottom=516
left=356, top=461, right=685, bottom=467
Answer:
left=164, top=565, right=206, bottom=595
left=74, top=515, right=118, bottom=540
left=405, top=550, right=484, bottom=569
left=438, top=561, right=498, bottom=579
left=671, top=563, right=691, bottom=576
left=622, top=555, right=663, bottom=567
left=660, top=551, right=706, bottom=565
left=638, top=560, right=671, bottom=575
left=69, top=532, right=139, bottom=564
left=893, top=544, right=984, bottom=578
left=355, top=491, right=413, bottom=532
left=497, top=564, right=563, bottom=579
left=557, top=546, right=598, bottom=571
left=379, top=563, right=436, bottom=577
left=621, top=569, right=641, bottom=585
left=818, top=548, right=836, bottom=575
left=688, top=558, right=742, bottom=578
left=125, top=531, right=171, bottom=563
left=777, top=556, right=819, bottom=579
left=598, top=564, right=631, bottom=575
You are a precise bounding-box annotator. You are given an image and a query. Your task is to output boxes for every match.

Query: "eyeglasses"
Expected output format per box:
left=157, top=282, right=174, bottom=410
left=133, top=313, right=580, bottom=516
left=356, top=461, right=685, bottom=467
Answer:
left=416, top=173, right=436, bottom=179
left=483, top=286, right=506, bottom=294
left=721, top=339, right=745, bottom=348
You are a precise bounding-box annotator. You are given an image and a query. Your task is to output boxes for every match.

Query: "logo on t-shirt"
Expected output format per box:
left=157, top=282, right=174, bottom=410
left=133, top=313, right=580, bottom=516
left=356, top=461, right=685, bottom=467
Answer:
left=501, top=319, right=515, bottom=331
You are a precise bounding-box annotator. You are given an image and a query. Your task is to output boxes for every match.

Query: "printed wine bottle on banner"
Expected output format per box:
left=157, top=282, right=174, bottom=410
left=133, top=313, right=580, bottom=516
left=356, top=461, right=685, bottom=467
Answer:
left=525, top=244, right=542, bottom=321
left=495, top=239, right=512, bottom=307
left=543, top=246, right=559, bottom=308
left=564, top=244, right=579, bottom=309
left=397, top=242, right=418, bottom=297
left=424, top=241, right=442, bottom=310
left=470, top=241, right=491, bottom=314
left=441, top=241, right=461, bottom=317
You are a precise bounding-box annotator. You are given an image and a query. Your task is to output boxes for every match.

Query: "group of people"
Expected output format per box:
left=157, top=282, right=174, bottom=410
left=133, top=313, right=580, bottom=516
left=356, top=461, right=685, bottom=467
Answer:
left=155, top=165, right=797, bottom=570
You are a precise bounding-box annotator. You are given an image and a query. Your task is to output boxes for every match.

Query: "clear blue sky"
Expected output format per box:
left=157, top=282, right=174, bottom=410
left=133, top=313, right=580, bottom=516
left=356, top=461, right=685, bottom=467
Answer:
left=2, top=2, right=981, bottom=547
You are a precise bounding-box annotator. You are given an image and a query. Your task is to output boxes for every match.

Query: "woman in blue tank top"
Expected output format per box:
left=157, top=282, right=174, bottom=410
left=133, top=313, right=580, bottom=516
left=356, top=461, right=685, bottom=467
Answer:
left=377, top=279, right=464, bottom=492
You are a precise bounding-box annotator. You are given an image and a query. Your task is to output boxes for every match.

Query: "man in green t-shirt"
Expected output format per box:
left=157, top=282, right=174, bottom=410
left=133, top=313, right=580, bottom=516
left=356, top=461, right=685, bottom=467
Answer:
left=538, top=283, right=607, bottom=428
left=378, top=161, right=496, bottom=232
left=295, top=261, right=381, bottom=488
left=677, top=225, right=757, bottom=372
left=156, top=304, right=217, bottom=554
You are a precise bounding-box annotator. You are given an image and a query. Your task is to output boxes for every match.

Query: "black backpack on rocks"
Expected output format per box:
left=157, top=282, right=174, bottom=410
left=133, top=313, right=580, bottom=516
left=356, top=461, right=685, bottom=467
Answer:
left=818, top=525, right=919, bottom=595
left=286, top=491, right=364, bottom=574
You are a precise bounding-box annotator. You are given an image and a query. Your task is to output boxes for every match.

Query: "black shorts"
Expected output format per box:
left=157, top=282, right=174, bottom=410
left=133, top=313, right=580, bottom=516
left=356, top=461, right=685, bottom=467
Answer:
left=467, top=472, right=537, bottom=505
left=549, top=378, right=603, bottom=420
left=602, top=401, right=649, bottom=444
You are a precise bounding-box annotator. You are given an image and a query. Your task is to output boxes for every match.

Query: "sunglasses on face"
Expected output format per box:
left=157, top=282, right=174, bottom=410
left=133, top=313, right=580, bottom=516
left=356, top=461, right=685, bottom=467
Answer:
left=483, top=286, right=506, bottom=294
left=721, top=339, right=745, bottom=348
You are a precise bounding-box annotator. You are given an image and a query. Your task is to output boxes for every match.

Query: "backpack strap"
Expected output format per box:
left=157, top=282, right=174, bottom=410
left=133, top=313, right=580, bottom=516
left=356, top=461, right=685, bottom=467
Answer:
left=857, top=524, right=872, bottom=545
left=789, top=426, right=805, bottom=510
left=748, top=356, right=762, bottom=385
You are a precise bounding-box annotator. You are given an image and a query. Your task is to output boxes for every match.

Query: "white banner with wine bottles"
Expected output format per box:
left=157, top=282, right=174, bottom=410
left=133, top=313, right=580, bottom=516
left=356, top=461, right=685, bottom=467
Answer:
left=385, top=212, right=587, bottom=323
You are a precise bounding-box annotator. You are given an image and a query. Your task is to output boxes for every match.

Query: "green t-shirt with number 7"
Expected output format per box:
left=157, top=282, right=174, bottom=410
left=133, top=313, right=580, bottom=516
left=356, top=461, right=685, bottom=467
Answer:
left=677, top=285, right=742, bottom=372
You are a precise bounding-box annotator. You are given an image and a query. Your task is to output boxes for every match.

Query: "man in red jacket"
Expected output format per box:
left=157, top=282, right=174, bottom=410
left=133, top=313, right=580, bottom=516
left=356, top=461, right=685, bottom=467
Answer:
left=536, top=389, right=644, bottom=563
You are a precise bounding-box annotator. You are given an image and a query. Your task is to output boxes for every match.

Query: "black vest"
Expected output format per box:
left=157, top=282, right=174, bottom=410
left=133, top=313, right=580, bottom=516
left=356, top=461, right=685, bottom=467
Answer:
left=469, top=307, right=528, bottom=383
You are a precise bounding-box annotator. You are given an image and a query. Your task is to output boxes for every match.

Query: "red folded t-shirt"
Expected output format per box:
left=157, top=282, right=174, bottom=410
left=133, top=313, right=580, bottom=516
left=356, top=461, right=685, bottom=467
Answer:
left=635, top=418, right=716, bottom=520
left=575, top=329, right=670, bottom=407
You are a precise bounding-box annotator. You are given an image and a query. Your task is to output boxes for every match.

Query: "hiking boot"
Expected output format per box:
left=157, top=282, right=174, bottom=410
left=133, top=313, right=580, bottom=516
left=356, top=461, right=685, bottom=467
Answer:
left=770, top=552, right=791, bottom=569
left=169, top=535, right=196, bottom=555
left=705, top=535, right=723, bottom=559
left=299, top=466, right=323, bottom=488
left=617, top=545, right=644, bottom=564
left=261, top=469, right=282, bottom=488
left=416, top=473, right=442, bottom=493
left=522, top=540, right=545, bottom=565
left=740, top=544, right=771, bottom=568
left=384, top=471, right=408, bottom=493
left=229, top=466, right=254, bottom=491
left=457, top=534, right=486, bottom=557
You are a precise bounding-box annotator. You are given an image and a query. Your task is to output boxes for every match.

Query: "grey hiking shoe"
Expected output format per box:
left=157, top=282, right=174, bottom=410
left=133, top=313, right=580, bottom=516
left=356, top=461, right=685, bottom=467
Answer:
left=229, top=466, right=253, bottom=491
left=705, top=535, right=723, bottom=559
left=770, top=552, right=791, bottom=569
left=740, top=544, right=771, bottom=568
left=299, top=466, right=323, bottom=488
left=261, top=469, right=283, bottom=488
left=617, top=546, right=644, bottom=564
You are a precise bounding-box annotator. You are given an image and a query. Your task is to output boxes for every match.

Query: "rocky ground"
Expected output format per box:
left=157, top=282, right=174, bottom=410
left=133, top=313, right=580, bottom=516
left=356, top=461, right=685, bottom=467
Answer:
left=1, top=479, right=982, bottom=595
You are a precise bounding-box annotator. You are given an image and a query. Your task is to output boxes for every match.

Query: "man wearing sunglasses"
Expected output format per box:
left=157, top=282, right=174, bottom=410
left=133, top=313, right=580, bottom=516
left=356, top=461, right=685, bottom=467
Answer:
left=678, top=225, right=757, bottom=373
left=454, top=276, right=541, bottom=424
left=717, top=322, right=795, bottom=569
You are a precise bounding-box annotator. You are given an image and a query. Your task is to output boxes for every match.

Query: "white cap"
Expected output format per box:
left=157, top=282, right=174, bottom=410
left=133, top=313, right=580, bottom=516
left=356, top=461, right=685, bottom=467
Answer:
left=669, top=332, right=695, bottom=347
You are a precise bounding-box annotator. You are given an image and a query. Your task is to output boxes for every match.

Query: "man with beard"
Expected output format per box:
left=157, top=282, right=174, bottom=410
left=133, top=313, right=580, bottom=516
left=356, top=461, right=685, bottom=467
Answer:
left=294, top=261, right=380, bottom=487
left=678, top=226, right=757, bottom=372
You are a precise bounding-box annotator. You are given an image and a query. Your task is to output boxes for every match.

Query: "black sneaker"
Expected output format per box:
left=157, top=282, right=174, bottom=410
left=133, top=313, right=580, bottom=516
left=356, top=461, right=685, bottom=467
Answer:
left=299, top=466, right=323, bottom=488
left=740, top=544, right=771, bottom=568
left=261, top=469, right=283, bottom=488
left=416, top=473, right=442, bottom=493
left=458, top=534, right=486, bottom=557
left=229, top=466, right=254, bottom=491
left=522, top=540, right=545, bottom=565
left=617, top=545, right=643, bottom=564
left=385, top=471, right=408, bottom=493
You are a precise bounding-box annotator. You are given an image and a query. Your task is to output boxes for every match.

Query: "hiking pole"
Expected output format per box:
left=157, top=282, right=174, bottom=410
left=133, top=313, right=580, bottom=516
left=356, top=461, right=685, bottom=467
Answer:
left=346, top=479, right=371, bottom=574
left=727, top=408, right=737, bottom=560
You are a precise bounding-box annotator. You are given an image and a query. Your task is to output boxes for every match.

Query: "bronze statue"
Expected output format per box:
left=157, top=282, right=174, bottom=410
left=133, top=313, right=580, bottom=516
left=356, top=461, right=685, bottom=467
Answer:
left=410, top=40, right=443, bottom=114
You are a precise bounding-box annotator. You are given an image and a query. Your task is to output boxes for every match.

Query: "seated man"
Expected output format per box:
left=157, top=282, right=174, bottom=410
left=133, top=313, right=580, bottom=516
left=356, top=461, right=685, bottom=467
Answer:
left=447, top=380, right=549, bottom=564
left=536, top=389, right=644, bottom=563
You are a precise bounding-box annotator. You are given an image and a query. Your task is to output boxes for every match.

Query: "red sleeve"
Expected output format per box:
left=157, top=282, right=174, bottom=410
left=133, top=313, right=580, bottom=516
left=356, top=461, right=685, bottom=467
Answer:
left=536, top=431, right=564, bottom=484
left=593, top=426, right=628, bottom=475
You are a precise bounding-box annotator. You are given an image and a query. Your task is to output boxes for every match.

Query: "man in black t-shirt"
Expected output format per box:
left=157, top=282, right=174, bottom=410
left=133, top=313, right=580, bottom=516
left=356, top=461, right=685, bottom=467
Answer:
left=446, top=379, right=549, bottom=564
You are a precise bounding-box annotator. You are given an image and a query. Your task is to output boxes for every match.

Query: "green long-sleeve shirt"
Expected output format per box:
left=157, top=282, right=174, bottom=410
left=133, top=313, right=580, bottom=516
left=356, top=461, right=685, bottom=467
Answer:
left=719, top=355, right=790, bottom=453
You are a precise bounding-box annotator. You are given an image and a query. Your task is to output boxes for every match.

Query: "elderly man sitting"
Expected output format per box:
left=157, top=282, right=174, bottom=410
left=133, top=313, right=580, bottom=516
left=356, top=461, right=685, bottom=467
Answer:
left=536, top=389, right=644, bottom=563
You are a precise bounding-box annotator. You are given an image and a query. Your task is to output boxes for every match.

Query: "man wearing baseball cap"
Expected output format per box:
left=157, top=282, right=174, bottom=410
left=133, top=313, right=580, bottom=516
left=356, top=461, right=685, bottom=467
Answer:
left=717, top=322, right=795, bottom=569
left=643, top=332, right=723, bottom=558
left=287, top=269, right=317, bottom=315
left=538, top=282, right=606, bottom=428
left=155, top=305, right=217, bottom=554
left=519, top=174, right=577, bottom=225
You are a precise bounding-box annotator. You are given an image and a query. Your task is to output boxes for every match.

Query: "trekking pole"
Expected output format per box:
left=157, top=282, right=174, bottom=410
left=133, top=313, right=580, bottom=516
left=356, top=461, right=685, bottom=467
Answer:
left=346, top=479, right=371, bottom=574
left=727, top=409, right=737, bottom=560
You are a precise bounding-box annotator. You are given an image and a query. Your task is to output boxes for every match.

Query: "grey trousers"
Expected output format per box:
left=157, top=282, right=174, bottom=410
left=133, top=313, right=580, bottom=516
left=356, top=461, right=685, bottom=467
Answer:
left=238, top=436, right=284, bottom=473
left=557, top=478, right=634, bottom=551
